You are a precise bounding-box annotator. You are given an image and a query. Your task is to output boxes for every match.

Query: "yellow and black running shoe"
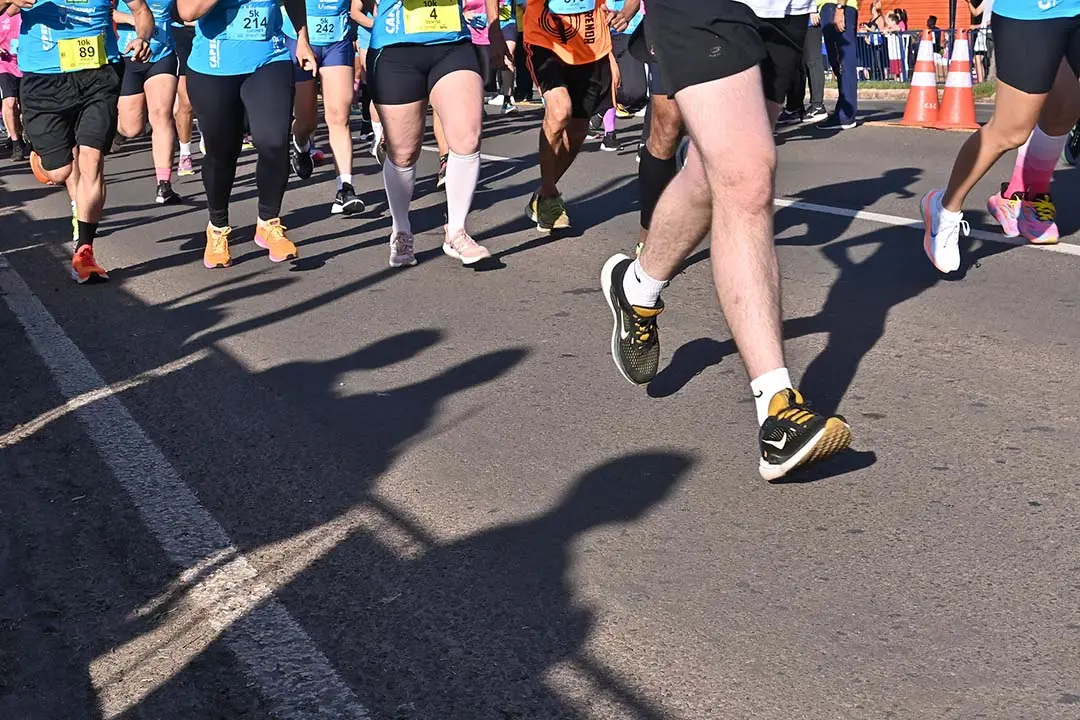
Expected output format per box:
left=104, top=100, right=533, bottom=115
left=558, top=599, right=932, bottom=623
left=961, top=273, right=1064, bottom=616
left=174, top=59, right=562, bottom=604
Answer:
left=758, top=389, right=851, bottom=481
left=601, top=253, right=663, bottom=385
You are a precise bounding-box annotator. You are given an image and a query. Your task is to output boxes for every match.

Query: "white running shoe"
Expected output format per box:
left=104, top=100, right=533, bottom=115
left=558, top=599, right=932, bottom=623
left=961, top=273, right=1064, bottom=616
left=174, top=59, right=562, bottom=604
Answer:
left=389, top=231, right=417, bottom=267
left=920, top=189, right=967, bottom=274
left=486, top=94, right=505, bottom=107
left=442, top=227, right=491, bottom=265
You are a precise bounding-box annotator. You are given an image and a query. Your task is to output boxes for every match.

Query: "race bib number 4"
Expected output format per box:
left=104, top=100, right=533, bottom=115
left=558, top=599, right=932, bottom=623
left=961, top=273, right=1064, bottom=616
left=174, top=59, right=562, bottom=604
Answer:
left=226, top=5, right=272, bottom=41
left=310, top=12, right=347, bottom=43
left=402, top=0, right=461, bottom=34
left=547, top=0, right=595, bottom=14
left=58, top=34, right=106, bottom=72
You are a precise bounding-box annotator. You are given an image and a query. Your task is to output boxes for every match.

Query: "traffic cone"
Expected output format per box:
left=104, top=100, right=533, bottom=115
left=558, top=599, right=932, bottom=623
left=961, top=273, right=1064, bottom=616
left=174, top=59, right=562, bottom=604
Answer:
left=899, top=30, right=939, bottom=128
left=937, top=29, right=979, bottom=130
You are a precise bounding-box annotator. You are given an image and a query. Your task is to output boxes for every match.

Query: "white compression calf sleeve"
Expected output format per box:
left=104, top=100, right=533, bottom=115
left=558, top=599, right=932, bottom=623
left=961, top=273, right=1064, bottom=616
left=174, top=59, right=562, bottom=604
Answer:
left=382, top=158, right=416, bottom=235
left=444, top=150, right=480, bottom=233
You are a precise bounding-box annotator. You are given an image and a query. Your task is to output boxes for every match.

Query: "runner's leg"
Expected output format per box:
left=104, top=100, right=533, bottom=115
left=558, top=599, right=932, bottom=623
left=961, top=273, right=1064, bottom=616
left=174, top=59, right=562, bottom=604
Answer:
left=144, top=64, right=180, bottom=202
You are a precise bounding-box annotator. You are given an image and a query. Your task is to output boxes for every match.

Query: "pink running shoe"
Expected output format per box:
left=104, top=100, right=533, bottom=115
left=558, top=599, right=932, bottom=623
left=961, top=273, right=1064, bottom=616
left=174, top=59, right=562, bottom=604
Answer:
left=177, top=154, right=195, bottom=176
left=442, top=227, right=492, bottom=265
left=1018, top=193, right=1060, bottom=244
left=986, top=183, right=1021, bottom=238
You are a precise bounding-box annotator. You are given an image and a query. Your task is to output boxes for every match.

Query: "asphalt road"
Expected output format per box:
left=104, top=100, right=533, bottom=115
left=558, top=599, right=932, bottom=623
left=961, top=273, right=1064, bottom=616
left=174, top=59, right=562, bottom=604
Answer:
left=2, top=99, right=1079, bottom=720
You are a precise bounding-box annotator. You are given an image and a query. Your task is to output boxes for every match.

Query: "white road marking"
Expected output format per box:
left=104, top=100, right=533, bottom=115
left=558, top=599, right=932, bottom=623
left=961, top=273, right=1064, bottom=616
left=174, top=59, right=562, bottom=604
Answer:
left=421, top=145, right=518, bottom=163
left=0, top=256, right=371, bottom=720
left=0, top=242, right=47, bottom=254
left=774, top=198, right=1080, bottom=258
left=0, top=350, right=209, bottom=449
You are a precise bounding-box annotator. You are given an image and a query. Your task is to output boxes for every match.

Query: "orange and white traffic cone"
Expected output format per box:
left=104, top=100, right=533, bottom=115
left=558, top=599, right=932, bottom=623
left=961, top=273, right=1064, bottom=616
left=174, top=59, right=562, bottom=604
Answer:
left=937, top=29, right=979, bottom=130
left=900, top=30, right=940, bottom=128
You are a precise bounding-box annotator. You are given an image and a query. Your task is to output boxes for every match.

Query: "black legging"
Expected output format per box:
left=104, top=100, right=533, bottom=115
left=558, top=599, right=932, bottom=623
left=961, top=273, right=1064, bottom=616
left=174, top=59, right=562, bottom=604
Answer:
left=186, top=61, right=294, bottom=227
left=612, top=33, right=647, bottom=111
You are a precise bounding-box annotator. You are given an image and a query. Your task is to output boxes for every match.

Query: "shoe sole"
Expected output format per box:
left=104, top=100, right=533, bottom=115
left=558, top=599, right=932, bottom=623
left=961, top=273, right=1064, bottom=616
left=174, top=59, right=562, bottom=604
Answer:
left=332, top=199, right=365, bottom=215
left=920, top=191, right=949, bottom=273
left=156, top=195, right=181, bottom=205
left=255, top=238, right=297, bottom=263
left=600, top=145, right=618, bottom=152
left=758, top=417, right=852, bottom=481
left=442, top=243, right=491, bottom=265
left=600, top=253, right=642, bottom=386
left=203, top=259, right=232, bottom=269
left=389, top=256, right=418, bottom=267
left=71, top=268, right=109, bottom=284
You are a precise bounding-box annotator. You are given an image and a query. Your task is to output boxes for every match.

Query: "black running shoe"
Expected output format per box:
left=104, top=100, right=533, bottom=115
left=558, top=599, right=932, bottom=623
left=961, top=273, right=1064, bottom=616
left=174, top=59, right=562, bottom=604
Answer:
left=601, top=253, right=663, bottom=385
left=10, top=138, right=27, bottom=162
left=776, top=108, right=802, bottom=126
left=290, top=138, right=314, bottom=180
left=437, top=153, right=448, bottom=188
left=758, top=388, right=852, bottom=481
left=155, top=180, right=181, bottom=205
left=332, top=182, right=365, bottom=215
left=375, top=137, right=387, bottom=165
left=600, top=132, right=618, bottom=152
left=1064, top=121, right=1080, bottom=167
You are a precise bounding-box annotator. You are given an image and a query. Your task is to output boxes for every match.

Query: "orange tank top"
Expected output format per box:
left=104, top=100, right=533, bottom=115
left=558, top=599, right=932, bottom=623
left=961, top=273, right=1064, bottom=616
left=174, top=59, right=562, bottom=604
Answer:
left=522, top=0, right=611, bottom=65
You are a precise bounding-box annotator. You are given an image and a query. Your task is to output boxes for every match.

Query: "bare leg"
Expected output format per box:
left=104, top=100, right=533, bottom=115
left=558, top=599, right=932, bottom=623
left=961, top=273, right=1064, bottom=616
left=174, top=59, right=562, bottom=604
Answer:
left=175, top=76, right=195, bottom=146
left=145, top=73, right=178, bottom=175
left=319, top=65, right=355, bottom=178
left=537, top=86, right=586, bottom=197
left=291, top=78, right=318, bottom=146
left=640, top=66, right=783, bottom=378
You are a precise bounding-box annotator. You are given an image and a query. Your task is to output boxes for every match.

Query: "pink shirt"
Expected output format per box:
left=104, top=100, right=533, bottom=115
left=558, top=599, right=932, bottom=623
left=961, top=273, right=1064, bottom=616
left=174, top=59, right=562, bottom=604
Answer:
left=0, top=14, right=21, bottom=77
left=464, top=0, right=490, bottom=45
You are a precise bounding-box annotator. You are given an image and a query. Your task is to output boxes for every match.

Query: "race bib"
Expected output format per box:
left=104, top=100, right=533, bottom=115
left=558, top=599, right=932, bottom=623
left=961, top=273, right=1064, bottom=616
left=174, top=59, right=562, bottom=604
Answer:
left=402, top=0, right=461, bottom=34
left=498, top=3, right=511, bottom=21
left=58, top=34, right=106, bottom=72
left=310, top=12, right=348, bottom=43
left=225, top=4, right=272, bottom=41
left=547, top=0, right=594, bottom=14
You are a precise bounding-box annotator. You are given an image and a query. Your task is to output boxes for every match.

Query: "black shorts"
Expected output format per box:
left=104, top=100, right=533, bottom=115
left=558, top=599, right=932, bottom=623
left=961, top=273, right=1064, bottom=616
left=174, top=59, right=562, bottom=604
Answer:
left=525, top=44, right=612, bottom=119
left=368, top=40, right=480, bottom=105
left=646, top=0, right=807, bottom=103
left=20, top=64, right=122, bottom=171
left=992, top=14, right=1080, bottom=95
left=0, top=72, right=19, bottom=101
left=634, top=16, right=672, bottom=96
left=120, top=53, right=179, bottom=96
left=171, top=24, right=196, bottom=76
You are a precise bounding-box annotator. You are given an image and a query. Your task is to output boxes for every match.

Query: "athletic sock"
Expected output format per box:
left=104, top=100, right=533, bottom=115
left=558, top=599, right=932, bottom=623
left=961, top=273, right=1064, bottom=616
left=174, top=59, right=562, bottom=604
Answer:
left=1019, top=124, right=1067, bottom=196
left=750, top=368, right=793, bottom=426
left=603, top=108, right=616, bottom=134
left=637, top=146, right=678, bottom=230
left=373, top=121, right=383, bottom=144
left=155, top=167, right=171, bottom=183
left=382, top=158, right=415, bottom=235
left=444, top=150, right=480, bottom=233
left=621, top=258, right=667, bottom=309
left=179, top=141, right=192, bottom=156
left=338, top=173, right=352, bottom=190
left=76, top=220, right=98, bottom=250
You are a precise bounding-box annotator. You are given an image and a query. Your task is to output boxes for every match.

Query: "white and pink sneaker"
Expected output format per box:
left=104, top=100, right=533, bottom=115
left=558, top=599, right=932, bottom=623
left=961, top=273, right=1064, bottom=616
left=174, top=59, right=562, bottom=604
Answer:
left=986, top=183, right=1021, bottom=237
left=389, top=231, right=417, bottom=268
left=442, top=227, right=491, bottom=265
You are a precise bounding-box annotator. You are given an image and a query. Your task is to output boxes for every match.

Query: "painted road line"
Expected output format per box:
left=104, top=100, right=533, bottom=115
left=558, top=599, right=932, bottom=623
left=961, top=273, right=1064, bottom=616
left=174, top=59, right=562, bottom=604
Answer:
left=774, top=198, right=1080, bottom=258
left=421, top=145, right=518, bottom=163
left=0, top=255, right=371, bottom=720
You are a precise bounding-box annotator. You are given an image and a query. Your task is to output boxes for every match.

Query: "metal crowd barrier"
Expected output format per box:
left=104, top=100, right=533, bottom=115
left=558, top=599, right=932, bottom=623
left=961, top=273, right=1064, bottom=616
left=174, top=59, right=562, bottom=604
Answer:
left=840, top=28, right=991, bottom=84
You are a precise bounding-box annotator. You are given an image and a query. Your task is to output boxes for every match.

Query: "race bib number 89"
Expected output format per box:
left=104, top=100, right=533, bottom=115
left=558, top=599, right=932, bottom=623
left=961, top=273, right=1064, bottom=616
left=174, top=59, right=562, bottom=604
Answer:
left=226, top=5, right=272, bottom=41
left=402, top=0, right=462, bottom=34
left=58, top=34, right=106, bottom=72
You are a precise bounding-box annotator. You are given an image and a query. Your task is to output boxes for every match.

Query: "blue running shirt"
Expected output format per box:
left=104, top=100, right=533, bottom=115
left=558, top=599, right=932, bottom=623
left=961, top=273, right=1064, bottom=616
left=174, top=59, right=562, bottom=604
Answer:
left=605, top=0, right=642, bottom=34
left=188, top=0, right=289, bottom=75
left=547, top=0, right=595, bottom=15
left=369, top=0, right=470, bottom=49
left=993, top=0, right=1080, bottom=19
left=17, top=0, right=120, bottom=74
left=282, top=0, right=350, bottom=44
left=117, top=0, right=176, bottom=63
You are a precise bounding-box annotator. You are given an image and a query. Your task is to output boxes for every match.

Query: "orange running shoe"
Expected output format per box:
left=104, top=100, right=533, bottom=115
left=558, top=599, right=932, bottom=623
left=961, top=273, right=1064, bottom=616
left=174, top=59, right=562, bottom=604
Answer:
left=254, top=218, right=298, bottom=263
left=204, top=224, right=232, bottom=269
left=71, top=244, right=109, bottom=284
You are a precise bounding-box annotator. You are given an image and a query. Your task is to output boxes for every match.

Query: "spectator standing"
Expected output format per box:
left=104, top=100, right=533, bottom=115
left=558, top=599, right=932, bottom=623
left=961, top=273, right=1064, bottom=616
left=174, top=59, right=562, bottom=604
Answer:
left=778, top=13, right=827, bottom=123
left=0, top=11, right=23, bottom=161
left=819, top=0, right=859, bottom=128
left=969, top=0, right=993, bottom=83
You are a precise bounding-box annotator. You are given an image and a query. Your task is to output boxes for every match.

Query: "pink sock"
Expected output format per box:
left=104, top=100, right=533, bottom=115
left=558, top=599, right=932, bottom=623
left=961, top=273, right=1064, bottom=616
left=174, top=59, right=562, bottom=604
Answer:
left=1005, top=126, right=1067, bottom=197
left=155, top=167, right=172, bottom=183
left=603, top=108, right=616, bottom=134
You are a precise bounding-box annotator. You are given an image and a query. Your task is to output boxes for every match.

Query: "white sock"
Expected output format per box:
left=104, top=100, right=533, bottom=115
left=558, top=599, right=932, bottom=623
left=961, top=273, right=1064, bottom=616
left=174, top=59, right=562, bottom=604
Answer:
left=621, top=259, right=667, bottom=308
left=382, top=158, right=415, bottom=235
left=444, top=150, right=480, bottom=233
left=372, top=121, right=383, bottom=149
left=338, top=173, right=352, bottom=189
left=750, top=367, right=793, bottom=425
left=179, top=142, right=192, bottom=156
